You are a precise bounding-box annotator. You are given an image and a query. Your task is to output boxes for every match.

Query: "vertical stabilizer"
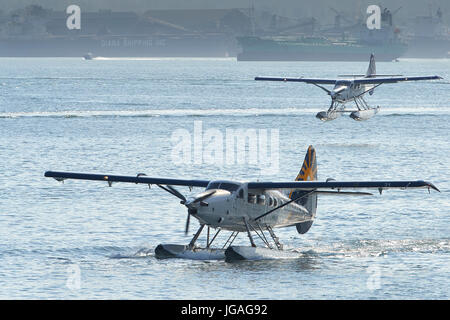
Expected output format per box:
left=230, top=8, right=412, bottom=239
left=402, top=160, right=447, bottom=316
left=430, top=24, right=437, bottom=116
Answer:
left=365, top=54, right=376, bottom=77
left=290, top=145, right=317, bottom=234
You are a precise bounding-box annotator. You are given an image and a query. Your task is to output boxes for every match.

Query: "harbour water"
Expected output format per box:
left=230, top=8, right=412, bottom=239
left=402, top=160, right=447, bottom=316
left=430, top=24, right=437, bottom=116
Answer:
left=0, top=57, right=449, bottom=299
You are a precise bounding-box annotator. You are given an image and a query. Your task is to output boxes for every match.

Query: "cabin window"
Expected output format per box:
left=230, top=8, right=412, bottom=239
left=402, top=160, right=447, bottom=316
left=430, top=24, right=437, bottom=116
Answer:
left=268, top=197, right=273, bottom=206
left=257, top=195, right=265, bottom=205
left=248, top=193, right=256, bottom=204
left=237, top=188, right=244, bottom=199
left=273, top=198, right=278, bottom=207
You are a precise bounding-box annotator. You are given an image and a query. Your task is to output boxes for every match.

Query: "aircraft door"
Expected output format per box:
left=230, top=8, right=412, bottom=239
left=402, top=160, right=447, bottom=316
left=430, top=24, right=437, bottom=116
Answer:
left=234, top=184, right=248, bottom=214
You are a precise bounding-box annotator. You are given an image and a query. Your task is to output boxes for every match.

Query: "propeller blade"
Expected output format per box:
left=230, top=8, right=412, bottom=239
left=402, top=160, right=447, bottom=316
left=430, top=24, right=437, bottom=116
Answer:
left=184, top=190, right=216, bottom=208
left=166, top=185, right=187, bottom=203
left=157, top=184, right=186, bottom=203
left=192, top=190, right=216, bottom=204
left=184, top=208, right=197, bottom=235
left=185, top=211, right=191, bottom=235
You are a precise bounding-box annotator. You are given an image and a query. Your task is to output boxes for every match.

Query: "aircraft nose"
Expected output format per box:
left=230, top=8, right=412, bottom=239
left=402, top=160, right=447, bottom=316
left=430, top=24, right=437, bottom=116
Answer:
left=188, top=207, right=197, bottom=215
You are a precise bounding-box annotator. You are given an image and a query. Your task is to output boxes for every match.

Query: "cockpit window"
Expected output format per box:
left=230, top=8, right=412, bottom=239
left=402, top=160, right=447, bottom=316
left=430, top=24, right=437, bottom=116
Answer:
left=335, top=80, right=350, bottom=86
left=206, top=182, right=220, bottom=190
left=219, top=183, right=240, bottom=192
left=206, top=181, right=241, bottom=192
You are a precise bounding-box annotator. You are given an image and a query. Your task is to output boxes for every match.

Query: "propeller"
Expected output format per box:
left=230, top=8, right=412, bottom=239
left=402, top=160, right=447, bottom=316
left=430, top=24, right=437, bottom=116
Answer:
left=183, top=190, right=216, bottom=235
left=184, top=190, right=216, bottom=207
left=157, top=184, right=216, bottom=236
left=329, top=86, right=347, bottom=99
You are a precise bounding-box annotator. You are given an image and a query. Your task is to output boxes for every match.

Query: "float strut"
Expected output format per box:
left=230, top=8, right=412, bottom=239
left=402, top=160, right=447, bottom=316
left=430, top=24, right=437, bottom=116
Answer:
left=243, top=218, right=256, bottom=247
left=188, top=224, right=205, bottom=249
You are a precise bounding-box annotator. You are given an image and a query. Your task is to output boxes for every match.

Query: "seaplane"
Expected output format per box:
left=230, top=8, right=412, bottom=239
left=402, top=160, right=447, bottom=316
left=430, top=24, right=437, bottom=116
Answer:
left=255, top=54, right=442, bottom=121
left=44, top=146, right=439, bottom=261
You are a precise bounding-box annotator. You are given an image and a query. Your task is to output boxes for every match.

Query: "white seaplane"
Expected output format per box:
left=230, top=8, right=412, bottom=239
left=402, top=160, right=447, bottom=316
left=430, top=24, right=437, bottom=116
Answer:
left=45, top=146, right=439, bottom=261
left=255, top=54, right=442, bottom=121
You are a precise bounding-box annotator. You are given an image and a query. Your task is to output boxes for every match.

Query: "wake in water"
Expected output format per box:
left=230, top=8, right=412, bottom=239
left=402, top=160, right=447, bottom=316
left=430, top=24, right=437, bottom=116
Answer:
left=105, top=238, right=450, bottom=261
left=92, top=57, right=236, bottom=62
left=297, top=238, right=450, bottom=259
left=1, top=107, right=449, bottom=119
left=109, top=247, right=154, bottom=259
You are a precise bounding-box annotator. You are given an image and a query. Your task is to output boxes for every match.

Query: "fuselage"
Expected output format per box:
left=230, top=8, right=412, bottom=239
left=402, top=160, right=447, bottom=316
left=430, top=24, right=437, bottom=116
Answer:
left=331, top=80, right=376, bottom=103
left=187, top=180, right=313, bottom=232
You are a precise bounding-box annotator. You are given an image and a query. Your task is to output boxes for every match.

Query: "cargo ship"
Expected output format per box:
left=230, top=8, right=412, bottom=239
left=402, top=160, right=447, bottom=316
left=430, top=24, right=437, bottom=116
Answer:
left=402, top=8, right=450, bottom=58
left=0, top=34, right=234, bottom=57
left=236, top=35, right=407, bottom=61
left=237, top=6, right=450, bottom=61
left=0, top=7, right=245, bottom=57
left=237, top=6, right=409, bottom=62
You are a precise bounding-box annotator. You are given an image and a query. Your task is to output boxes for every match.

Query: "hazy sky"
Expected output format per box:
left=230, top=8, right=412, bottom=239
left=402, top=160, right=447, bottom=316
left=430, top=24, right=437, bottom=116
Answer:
left=3, top=0, right=450, bottom=24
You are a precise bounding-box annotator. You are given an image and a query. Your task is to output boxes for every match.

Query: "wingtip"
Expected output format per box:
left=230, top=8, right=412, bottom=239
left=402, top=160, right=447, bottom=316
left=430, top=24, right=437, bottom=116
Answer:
left=425, top=181, right=440, bottom=192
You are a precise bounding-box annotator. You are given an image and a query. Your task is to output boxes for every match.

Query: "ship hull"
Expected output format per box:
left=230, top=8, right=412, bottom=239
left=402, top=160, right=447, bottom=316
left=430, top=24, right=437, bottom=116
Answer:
left=402, top=37, right=450, bottom=58
left=237, top=36, right=407, bottom=62
left=0, top=35, right=235, bottom=58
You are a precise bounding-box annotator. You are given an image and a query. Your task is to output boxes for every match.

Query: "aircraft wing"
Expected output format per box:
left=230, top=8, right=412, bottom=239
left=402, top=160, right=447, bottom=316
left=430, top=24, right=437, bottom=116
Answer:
left=353, top=75, right=442, bottom=84
left=247, top=180, right=440, bottom=193
left=44, top=171, right=210, bottom=188
left=254, top=76, right=337, bottom=85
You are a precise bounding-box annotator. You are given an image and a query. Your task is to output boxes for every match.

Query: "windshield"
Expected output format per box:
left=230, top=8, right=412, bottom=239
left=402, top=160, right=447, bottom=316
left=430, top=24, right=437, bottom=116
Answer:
left=206, top=182, right=220, bottom=190
left=206, top=181, right=240, bottom=192
left=335, top=80, right=351, bottom=86
left=219, top=182, right=240, bottom=192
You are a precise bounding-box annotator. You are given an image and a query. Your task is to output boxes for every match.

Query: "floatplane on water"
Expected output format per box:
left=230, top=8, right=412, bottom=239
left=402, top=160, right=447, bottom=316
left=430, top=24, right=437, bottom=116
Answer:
left=45, top=146, right=439, bottom=261
left=255, top=54, right=442, bottom=121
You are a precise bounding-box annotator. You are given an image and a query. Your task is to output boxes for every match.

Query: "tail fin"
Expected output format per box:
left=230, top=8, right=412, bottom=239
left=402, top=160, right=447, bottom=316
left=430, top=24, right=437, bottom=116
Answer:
left=365, top=54, right=376, bottom=77
left=292, top=145, right=317, bottom=184
left=290, top=145, right=318, bottom=234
